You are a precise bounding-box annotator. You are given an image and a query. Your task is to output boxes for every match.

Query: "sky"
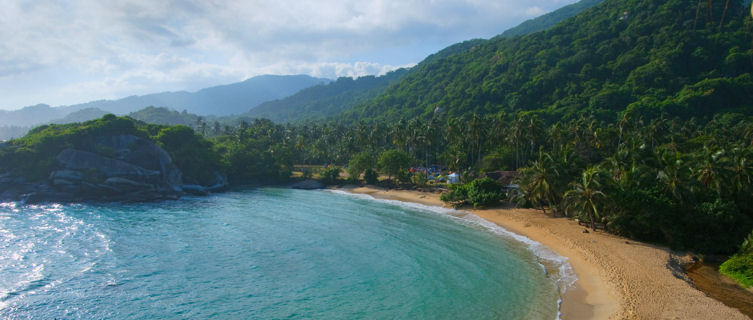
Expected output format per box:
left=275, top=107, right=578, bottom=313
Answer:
left=0, top=0, right=577, bottom=110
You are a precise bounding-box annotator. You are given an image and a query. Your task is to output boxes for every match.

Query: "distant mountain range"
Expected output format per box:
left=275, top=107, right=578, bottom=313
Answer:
left=0, top=0, right=607, bottom=140
left=0, top=74, right=328, bottom=127
left=67, top=74, right=329, bottom=116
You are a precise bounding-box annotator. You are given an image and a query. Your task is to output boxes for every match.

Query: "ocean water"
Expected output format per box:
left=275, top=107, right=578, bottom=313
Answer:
left=0, top=188, right=570, bottom=319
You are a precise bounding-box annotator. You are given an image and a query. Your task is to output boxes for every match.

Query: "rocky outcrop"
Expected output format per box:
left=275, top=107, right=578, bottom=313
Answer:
left=0, top=134, right=231, bottom=203
left=289, top=179, right=324, bottom=190
left=38, top=135, right=184, bottom=202
left=181, top=172, right=230, bottom=196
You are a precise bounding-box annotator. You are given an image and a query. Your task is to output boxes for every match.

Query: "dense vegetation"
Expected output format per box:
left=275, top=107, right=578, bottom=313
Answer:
left=500, top=0, right=605, bottom=38
left=129, top=106, right=205, bottom=127
left=440, top=177, right=506, bottom=207
left=243, top=69, right=409, bottom=123
left=346, top=0, right=753, bottom=122
left=214, top=111, right=752, bottom=255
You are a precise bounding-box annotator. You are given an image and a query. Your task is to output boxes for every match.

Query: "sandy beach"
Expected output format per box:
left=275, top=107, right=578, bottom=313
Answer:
left=338, top=186, right=749, bottom=320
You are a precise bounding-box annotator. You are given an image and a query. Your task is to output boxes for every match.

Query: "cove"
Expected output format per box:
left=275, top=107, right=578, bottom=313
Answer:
left=0, top=188, right=565, bottom=319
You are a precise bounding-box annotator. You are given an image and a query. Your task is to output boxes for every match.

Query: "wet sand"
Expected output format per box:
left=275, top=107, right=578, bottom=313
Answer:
left=337, top=186, right=749, bottom=319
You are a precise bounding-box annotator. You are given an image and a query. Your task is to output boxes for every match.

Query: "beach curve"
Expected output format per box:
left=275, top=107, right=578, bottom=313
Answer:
left=336, top=185, right=748, bottom=320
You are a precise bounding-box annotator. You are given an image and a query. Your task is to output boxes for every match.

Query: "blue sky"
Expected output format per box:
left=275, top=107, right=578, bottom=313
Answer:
left=0, top=0, right=577, bottom=110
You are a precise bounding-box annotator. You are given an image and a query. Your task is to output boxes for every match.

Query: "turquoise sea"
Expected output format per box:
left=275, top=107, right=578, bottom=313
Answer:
left=0, top=188, right=573, bottom=319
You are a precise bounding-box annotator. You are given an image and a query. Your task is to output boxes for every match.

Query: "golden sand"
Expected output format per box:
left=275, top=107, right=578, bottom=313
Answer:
left=338, top=186, right=748, bottom=320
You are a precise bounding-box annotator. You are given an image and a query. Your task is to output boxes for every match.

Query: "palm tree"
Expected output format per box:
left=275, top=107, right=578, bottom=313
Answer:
left=508, top=116, right=524, bottom=169
left=692, top=146, right=731, bottom=196
left=729, top=147, right=753, bottom=195
left=520, top=150, right=560, bottom=215
left=656, top=149, right=693, bottom=203
left=564, top=167, right=606, bottom=230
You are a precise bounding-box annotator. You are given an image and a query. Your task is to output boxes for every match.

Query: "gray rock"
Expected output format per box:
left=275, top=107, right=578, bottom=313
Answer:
left=57, top=149, right=161, bottom=181
left=181, top=184, right=209, bottom=196
left=49, top=170, right=84, bottom=182
left=290, top=179, right=324, bottom=190
left=0, top=134, right=224, bottom=203
left=104, top=177, right=156, bottom=192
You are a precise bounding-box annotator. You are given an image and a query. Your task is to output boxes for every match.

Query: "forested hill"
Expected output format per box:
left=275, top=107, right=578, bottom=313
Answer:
left=242, top=69, right=409, bottom=123
left=345, top=0, right=753, bottom=123
left=499, top=0, right=606, bottom=38
left=69, top=74, right=329, bottom=116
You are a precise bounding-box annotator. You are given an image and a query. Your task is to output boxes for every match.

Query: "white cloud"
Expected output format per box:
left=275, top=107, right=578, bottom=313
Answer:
left=525, top=6, right=547, bottom=17
left=0, top=0, right=578, bottom=109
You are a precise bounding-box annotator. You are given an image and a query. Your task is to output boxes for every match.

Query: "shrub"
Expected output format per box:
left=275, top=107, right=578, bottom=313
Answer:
left=466, top=177, right=505, bottom=207
left=320, top=166, right=342, bottom=185
left=440, top=183, right=470, bottom=204
left=720, top=253, right=753, bottom=288
left=363, top=168, right=379, bottom=185
left=411, top=172, right=428, bottom=187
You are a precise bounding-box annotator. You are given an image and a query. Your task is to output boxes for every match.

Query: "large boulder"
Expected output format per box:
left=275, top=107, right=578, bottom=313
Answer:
left=39, top=135, right=185, bottom=202
left=0, top=134, right=229, bottom=203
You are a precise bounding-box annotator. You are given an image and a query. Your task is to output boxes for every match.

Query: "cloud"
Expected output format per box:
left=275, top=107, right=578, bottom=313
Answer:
left=525, top=6, right=547, bottom=17
left=0, top=0, right=578, bottom=109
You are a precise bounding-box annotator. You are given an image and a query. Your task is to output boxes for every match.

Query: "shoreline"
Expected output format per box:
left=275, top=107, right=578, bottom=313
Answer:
left=336, top=185, right=749, bottom=320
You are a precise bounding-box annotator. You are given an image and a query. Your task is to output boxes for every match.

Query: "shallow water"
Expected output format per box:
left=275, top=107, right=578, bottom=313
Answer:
left=687, top=262, right=753, bottom=318
left=0, top=188, right=564, bottom=319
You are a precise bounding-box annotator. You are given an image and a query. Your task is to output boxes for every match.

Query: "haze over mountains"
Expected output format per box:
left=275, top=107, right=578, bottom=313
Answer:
left=0, top=75, right=328, bottom=127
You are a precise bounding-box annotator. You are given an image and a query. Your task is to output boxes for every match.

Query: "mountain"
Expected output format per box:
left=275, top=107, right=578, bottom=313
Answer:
left=242, top=69, right=409, bottom=123
left=0, top=74, right=330, bottom=130
left=51, top=108, right=109, bottom=124
left=0, top=104, right=75, bottom=127
left=128, top=106, right=203, bottom=127
left=499, top=0, right=606, bottom=38
left=346, top=0, right=753, bottom=122
left=68, top=74, right=330, bottom=116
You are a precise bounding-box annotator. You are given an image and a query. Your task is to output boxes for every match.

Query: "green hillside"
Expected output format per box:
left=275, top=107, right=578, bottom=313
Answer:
left=128, top=106, right=203, bottom=127
left=242, top=69, right=409, bottom=123
left=346, top=0, right=753, bottom=122
left=500, top=0, right=606, bottom=38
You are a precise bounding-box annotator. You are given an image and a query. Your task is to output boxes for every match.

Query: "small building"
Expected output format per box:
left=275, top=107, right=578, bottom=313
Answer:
left=447, top=172, right=460, bottom=184
left=483, top=171, right=521, bottom=197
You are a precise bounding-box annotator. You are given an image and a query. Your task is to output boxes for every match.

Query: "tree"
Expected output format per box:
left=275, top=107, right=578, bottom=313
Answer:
left=348, top=152, right=376, bottom=181
left=377, top=150, right=413, bottom=181
left=692, top=147, right=731, bottom=197
left=564, top=167, right=606, bottom=230
left=155, top=125, right=222, bottom=185
left=520, top=150, right=561, bottom=215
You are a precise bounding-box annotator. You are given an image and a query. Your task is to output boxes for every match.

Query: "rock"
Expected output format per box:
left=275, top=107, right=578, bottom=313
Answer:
left=40, top=141, right=184, bottom=202
left=0, top=134, right=227, bottom=203
left=205, top=172, right=230, bottom=192
left=181, top=184, right=210, bottom=196
left=49, top=170, right=84, bottom=182
left=104, top=177, right=156, bottom=192
left=290, top=179, right=324, bottom=190
left=57, top=149, right=161, bottom=181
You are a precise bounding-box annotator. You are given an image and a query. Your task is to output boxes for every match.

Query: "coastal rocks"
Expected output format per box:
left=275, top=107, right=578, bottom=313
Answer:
left=0, top=172, right=38, bottom=200
left=0, top=134, right=194, bottom=203
left=181, top=172, right=230, bottom=195
left=0, top=134, right=233, bottom=203
left=44, top=135, right=185, bottom=202
left=289, top=179, right=324, bottom=190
